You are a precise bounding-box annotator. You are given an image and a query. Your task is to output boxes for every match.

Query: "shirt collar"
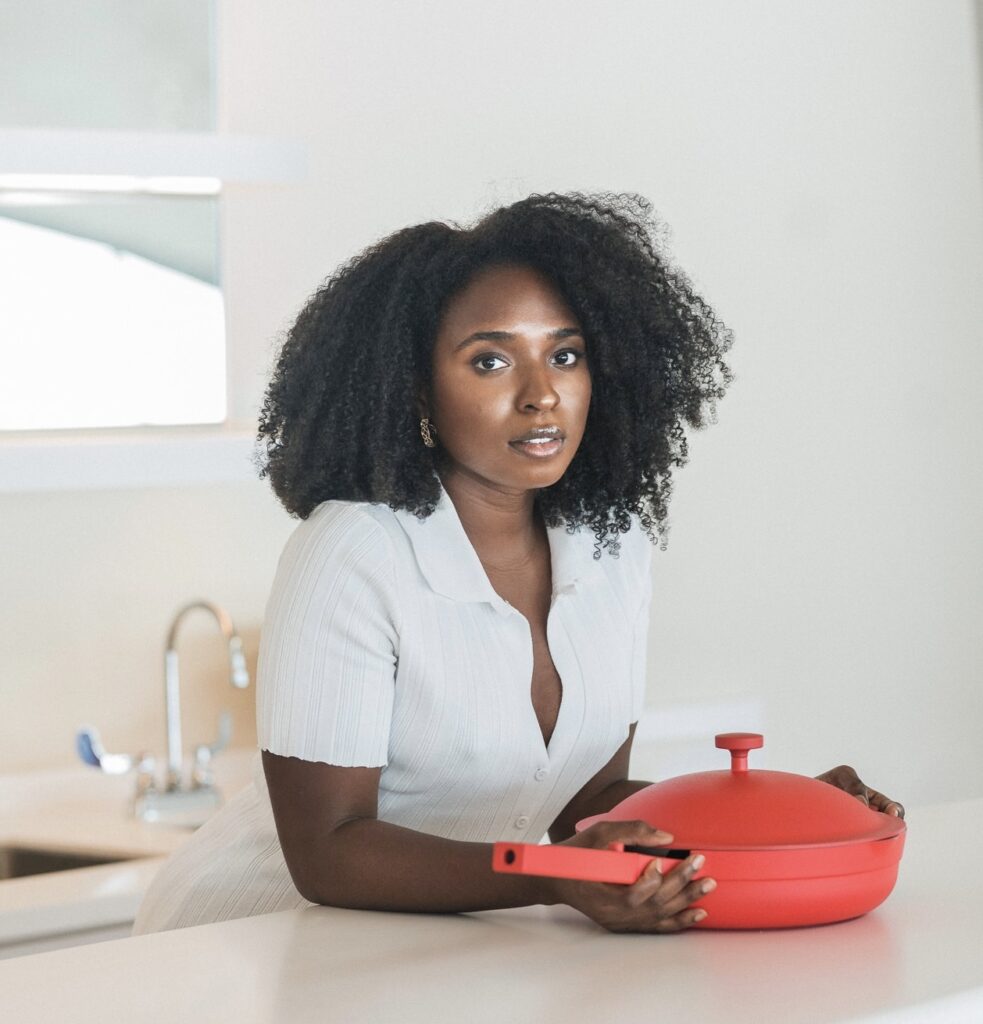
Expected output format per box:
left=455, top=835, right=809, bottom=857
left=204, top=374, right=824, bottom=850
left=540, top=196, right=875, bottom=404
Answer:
left=392, top=479, right=596, bottom=613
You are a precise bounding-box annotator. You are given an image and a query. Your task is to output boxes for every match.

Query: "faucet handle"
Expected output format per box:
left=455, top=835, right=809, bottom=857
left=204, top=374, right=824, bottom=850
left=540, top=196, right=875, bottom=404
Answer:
left=194, top=710, right=233, bottom=762
left=76, top=726, right=136, bottom=775
left=192, top=711, right=232, bottom=789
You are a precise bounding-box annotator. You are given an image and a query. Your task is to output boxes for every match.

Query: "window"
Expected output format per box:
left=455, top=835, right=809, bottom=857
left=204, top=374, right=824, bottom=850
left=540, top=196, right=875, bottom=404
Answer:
left=0, top=1, right=304, bottom=490
left=1, top=194, right=224, bottom=431
left=0, top=0, right=224, bottom=434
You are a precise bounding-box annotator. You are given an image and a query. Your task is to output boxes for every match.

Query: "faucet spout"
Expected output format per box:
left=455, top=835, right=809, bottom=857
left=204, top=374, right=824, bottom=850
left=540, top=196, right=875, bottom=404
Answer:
left=163, top=600, right=250, bottom=790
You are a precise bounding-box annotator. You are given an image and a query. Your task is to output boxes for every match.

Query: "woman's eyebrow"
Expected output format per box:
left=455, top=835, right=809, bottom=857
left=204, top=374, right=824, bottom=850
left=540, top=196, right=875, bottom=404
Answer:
left=454, top=327, right=583, bottom=352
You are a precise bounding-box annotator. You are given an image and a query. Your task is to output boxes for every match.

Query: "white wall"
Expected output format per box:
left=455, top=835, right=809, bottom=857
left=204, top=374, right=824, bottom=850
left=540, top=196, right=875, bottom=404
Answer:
left=216, top=0, right=983, bottom=805
left=3, top=2, right=981, bottom=810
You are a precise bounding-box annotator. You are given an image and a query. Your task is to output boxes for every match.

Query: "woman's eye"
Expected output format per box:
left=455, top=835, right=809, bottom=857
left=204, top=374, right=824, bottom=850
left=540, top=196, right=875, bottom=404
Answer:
left=475, top=356, right=507, bottom=372
left=472, top=349, right=586, bottom=373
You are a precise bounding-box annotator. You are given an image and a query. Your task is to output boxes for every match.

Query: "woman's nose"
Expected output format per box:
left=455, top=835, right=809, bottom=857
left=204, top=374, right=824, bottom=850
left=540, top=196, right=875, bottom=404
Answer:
left=517, top=367, right=560, bottom=411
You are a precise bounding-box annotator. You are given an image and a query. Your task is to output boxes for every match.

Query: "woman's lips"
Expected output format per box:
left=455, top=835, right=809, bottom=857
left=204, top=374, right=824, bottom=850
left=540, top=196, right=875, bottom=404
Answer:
left=508, top=437, right=565, bottom=459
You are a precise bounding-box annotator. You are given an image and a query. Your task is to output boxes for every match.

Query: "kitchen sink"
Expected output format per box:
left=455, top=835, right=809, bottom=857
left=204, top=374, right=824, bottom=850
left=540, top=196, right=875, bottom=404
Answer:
left=0, top=845, right=137, bottom=880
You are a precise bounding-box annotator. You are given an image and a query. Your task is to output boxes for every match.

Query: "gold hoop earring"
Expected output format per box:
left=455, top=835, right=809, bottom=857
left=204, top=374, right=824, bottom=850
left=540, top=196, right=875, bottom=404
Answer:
left=419, top=417, right=437, bottom=448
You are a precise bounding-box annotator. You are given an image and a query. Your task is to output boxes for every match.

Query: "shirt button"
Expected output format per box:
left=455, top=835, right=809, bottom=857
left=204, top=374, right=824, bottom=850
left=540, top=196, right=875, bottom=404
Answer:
left=514, top=815, right=530, bottom=829
left=534, top=768, right=548, bottom=781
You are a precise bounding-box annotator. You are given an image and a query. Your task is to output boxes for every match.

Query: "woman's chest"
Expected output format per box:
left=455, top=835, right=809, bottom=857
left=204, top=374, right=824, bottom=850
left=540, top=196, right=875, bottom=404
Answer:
left=389, top=583, right=635, bottom=763
left=485, top=566, right=561, bottom=745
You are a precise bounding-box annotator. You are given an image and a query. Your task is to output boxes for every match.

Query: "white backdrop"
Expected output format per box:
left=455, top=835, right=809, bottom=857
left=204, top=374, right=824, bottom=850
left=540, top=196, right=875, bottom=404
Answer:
left=218, top=0, right=983, bottom=805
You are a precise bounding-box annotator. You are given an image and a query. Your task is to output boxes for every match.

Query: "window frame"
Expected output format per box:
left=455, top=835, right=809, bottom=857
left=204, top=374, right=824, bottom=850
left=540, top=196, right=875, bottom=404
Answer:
left=0, top=128, right=305, bottom=493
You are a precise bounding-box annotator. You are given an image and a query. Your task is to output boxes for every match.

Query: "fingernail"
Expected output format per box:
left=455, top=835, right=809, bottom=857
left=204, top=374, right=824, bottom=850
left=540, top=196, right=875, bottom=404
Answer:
left=701, top=879, right=717, bottom=894
left=692, top=854, right=706, bottom=871
left=694, top=909, right=708, bottom=922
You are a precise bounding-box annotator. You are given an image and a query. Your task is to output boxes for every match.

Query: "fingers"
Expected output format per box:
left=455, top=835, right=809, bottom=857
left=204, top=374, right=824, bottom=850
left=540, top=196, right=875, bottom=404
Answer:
left=654, top=875, right=717, bottom=920
left=674, top=907, right=709, bottom=929
left=646, top=874, right=715, bottom=934
left=631, top=852, right=703, bottom=897
left=834, top=766, right=870, bottom=804
left=627, top=851, right=713, bottom=913
left=656, top=853, right=708, bottom=903
left=840, top=776, right=905, bottom=818
left=817, top=766, right=904, bottom=818
left=583, top=818, right=674, bottom=849
left=866, top=789, right=905, bottom=818
left=565, top=821, right=717, bottom=933
left=564, top=849, right=715, bottom=933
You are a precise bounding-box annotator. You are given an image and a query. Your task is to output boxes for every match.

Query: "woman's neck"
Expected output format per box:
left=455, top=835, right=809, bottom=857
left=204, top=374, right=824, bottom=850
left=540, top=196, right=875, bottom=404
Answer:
left=439, top=470, right=544, bottom=571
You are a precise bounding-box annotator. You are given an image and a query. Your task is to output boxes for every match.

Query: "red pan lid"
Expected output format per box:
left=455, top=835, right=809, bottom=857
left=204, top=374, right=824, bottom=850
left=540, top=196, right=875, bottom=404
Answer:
left=577, top=733, right=906, bottom=850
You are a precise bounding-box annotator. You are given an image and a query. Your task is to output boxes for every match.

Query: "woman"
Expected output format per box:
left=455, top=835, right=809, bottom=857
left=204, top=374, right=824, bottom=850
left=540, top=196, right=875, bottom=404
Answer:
left=133, top=192, right=903, bottom=936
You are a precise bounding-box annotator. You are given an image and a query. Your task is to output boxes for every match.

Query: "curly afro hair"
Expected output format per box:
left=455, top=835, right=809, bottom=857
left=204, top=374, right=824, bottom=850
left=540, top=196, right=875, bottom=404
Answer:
left=256, top=191, right=734, bottom=556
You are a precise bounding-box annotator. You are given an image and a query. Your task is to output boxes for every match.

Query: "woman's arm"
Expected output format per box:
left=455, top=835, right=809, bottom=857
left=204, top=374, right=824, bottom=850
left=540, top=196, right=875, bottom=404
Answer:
left=263, top=750, right=552, bottom=913
left=263, top=743, right=711, bottom=932
left=266, top=722, right=654, bottom=912
left=263, top=703, right=713, bottom=932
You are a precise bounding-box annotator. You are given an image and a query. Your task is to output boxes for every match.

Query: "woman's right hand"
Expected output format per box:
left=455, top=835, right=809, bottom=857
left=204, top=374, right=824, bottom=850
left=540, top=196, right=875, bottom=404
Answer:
left=547, top=819, right=715, bottom=933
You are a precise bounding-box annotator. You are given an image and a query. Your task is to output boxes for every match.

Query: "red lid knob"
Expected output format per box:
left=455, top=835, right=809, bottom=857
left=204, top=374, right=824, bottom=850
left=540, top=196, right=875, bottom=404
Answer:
left=715, top=732, right=764, bottom=773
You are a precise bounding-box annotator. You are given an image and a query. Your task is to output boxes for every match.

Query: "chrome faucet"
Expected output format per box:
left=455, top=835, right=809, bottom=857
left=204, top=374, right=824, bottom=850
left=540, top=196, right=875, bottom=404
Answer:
left=76, top=600, right=250, bottom=827
left=164, top=601, right=250, bottom=790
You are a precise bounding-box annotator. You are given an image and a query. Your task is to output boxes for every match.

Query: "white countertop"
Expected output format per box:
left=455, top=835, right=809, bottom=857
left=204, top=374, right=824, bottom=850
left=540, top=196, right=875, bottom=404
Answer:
left=1, top=796, right=981, bottom=1023
left=0, top=749, right=255, bottom=948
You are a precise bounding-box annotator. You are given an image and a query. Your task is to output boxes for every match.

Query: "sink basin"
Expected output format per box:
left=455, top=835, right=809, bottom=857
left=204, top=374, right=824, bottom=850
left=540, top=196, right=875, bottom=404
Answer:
left=0, top=845, right=138, bottom=880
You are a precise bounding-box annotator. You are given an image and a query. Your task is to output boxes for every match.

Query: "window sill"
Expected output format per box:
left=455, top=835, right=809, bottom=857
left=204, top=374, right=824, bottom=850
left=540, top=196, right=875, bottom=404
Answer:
left=0, top=425, right=259, bottom=494
left=0, top=129, right=307, bottom=182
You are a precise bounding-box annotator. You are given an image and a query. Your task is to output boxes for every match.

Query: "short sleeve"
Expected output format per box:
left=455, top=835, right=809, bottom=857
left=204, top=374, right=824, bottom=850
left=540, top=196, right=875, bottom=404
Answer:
left=256, top=503, right=400, bottom=767
left=629, top=526, right=653, bottom=723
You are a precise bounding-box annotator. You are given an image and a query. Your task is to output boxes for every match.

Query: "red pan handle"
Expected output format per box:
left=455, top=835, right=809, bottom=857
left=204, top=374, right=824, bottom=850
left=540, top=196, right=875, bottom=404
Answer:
left=492, top=841, right=662, bottom=884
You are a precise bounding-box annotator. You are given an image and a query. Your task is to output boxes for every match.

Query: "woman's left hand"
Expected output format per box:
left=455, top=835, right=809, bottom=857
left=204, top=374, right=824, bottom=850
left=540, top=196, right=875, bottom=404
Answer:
left=815, top=764, right=905, bottom=818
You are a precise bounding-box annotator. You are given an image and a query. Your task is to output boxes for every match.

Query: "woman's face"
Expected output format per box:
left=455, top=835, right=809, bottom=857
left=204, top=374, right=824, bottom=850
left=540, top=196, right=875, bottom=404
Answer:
left=423, top=263, right=592, bottom=495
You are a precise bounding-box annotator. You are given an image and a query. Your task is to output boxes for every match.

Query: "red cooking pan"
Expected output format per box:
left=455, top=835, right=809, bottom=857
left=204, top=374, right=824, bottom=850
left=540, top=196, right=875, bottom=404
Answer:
left=492, top=733, right=906, bottom=929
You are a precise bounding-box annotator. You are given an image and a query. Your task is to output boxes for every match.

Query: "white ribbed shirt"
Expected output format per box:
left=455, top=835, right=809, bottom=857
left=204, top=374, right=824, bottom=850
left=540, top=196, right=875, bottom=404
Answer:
left=133, top=481, right=653, bottom=934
